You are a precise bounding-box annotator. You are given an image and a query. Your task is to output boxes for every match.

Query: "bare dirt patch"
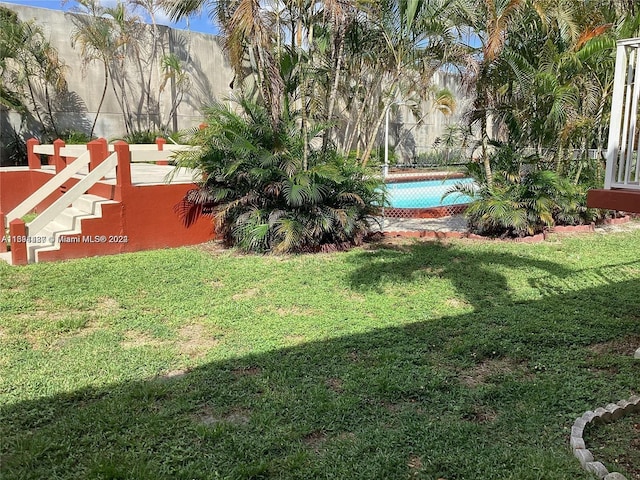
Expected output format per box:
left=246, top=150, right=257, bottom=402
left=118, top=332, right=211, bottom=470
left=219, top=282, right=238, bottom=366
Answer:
left=231, top=366, right=262, bottom=377
left=92, top=297, right=120, bottom=315
left=408, top=455, right=423, bottom=477
left=383, top=399, right=423, bottom=414
left=193, top=241, right=228, bottom=256
left=275, top=306, right=316, bottom=316
left=588, top=335, right=640, bottom=357
left=335, top=432, right=356, bottom=441
left=303, top=430, right=328, bottom=453
left=120, top=330, right=167, bottom=349
left=445, top=298, right=472, bottom=309
left=463, top=405, right=498, bottom=423
left=232, top=288, right=260, bottom=300
left=325, top=377, right=344, bottom=393
left=420, top=266, right=445, bottom=276
left=178, top=324, right=220, bottom=358
left=459, top=358, right=526, bottom=388
left=16, top=307, right=78, bottom=323
left=347, top=350, right=361, bottom=362
left=195, top=406, right=251, bottom=426
left=160, top=369, right=189, bottom=381
left=207, top=280, right=225, bottom=289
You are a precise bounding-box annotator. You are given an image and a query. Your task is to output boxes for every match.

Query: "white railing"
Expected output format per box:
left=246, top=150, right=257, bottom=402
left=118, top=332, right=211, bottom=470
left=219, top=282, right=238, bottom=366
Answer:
left=5, top=151, right=91, bottom=227
left=6, top=139, right=196, bottom=230
left=117, top=145, right=197, bottom=163
left=27, top=152, right=118, bottom=237
left=32, top=144, right=55, bottom=155
left=605, top=38, right=640, bottom=190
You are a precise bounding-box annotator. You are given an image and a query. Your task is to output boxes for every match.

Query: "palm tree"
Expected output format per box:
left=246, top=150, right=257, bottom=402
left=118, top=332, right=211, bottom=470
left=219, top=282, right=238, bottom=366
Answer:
left=0, top=6, right=28, bottom=113
left=175, top=98, right=385, bottom=253
left=71, top=0, right=147, bottom=137
left=1, top=6, right=67, bottom=137
left=165, top=0, right=470, bottom=172
left=336, top=0, right=470, bottom=166
left=448, top=0, right=638, bottom=237
left=70, top=1, right=117, bottom=138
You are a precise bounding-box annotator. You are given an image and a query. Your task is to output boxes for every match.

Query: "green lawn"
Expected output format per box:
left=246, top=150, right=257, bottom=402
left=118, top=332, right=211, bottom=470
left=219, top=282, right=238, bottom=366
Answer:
left=1, top=229, right=639, bottom=479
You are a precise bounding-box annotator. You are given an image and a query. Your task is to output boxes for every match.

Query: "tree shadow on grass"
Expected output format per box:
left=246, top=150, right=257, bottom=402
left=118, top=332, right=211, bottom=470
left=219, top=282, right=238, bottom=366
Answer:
left=347, top=241, right=573, bottom=309
left=1, top=277, right=639, bottom=479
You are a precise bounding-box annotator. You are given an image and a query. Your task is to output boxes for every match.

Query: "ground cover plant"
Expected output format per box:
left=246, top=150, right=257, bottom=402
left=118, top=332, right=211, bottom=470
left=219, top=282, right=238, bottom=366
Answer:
left=1, top=229, right=639, bottom=479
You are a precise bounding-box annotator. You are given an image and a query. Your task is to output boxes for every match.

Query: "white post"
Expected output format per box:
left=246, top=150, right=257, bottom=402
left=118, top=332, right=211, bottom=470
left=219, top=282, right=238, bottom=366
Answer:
left=605, top=44, right=629, bottom=189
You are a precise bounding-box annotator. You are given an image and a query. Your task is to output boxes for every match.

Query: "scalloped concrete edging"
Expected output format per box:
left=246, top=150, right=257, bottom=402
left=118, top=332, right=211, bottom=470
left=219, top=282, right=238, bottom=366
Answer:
left=570, top=394, right=640, bottom=479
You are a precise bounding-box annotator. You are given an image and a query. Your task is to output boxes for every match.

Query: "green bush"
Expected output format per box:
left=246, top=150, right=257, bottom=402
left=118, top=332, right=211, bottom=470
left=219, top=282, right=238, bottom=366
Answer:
left=0, top=130, right=27, bottom=166
left=412, top=149, right=465, bottom=168
left=118, top=130, right=160, bottom=144
left=58, top=130, right=93, bottom=144
left=176, top=99, right=385, bottom=253
left=447, top=146, right=609, bottom=238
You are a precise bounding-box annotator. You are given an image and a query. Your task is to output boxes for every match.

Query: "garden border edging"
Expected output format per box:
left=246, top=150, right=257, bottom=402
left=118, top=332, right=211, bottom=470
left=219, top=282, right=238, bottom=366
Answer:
left=570, top=395, right=639, bottom=479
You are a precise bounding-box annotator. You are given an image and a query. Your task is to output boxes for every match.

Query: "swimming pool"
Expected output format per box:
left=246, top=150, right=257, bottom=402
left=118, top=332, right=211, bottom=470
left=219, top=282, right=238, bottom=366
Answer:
left=385, top=177, right=475, bottom=209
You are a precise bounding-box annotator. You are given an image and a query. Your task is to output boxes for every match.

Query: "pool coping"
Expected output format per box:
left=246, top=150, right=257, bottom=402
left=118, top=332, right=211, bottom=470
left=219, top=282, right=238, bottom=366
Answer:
left=384, top=171, right=467, bottom=184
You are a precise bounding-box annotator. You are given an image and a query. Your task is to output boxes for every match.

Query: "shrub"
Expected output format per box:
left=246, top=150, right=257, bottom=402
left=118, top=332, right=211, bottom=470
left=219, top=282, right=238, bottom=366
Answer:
left=0, top=129, right=27, bottom=166
left=176, top=99, right=385, bottom=253
left=58, top=130, right=93, bottom=144
left=118, top=130, right=160, bottom=144
left=448, top=158, right=606, bottom=238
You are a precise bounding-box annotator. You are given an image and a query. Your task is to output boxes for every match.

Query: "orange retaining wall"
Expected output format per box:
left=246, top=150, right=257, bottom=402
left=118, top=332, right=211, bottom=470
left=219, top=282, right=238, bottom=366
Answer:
left=0, top=169, right=60, bottom=214
left=35, top=183, right=214, bottom=263
left=1, top=168, right=215, bottom=263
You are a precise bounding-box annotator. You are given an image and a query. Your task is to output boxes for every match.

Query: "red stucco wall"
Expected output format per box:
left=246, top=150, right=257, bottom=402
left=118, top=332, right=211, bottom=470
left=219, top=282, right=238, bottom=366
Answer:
left=2, top=168, right=215, bottom=263
left=0, top=169, right=59, bottom=214
left=36, top=183, right=214, bottom=262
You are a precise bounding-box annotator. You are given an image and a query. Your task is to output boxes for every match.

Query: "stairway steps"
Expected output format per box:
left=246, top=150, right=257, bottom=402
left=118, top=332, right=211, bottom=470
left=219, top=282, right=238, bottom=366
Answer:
left=26, top=194, right=119, bottom=263
left=55, top=207, right=93, bottom=230
left=73, top=194, right=117, bottom=216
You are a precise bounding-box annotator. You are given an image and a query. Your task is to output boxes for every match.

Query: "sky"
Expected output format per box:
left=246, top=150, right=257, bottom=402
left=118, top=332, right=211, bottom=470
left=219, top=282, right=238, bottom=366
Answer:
left=1, top=0, right=220, bottom=35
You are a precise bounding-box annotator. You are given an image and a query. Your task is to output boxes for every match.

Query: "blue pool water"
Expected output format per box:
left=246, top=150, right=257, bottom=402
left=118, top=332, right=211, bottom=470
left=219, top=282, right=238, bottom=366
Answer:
left=386, top=178, right=475, bottom=209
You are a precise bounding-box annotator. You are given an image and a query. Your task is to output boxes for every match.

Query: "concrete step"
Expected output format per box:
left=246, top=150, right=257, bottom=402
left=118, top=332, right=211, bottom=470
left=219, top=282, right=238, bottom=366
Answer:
left=55, top=207, right=97, bottom=230
left=26, top=193, right=118, bottom=263
left=0, top=251, right=12, bottom=265
left=73, top=194, right=118, bottom=216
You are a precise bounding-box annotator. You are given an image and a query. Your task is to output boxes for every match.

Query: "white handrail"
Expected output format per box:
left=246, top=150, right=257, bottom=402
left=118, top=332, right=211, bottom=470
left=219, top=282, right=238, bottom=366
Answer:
left=32, top=145, right=55, bottom=155
left=5, top=151, right=91, bottom=227
left=59, top=146, right=88, bottom=157
left=129, top=151, right=180, bottom=162
left=27, top=153, right=118, bottom=236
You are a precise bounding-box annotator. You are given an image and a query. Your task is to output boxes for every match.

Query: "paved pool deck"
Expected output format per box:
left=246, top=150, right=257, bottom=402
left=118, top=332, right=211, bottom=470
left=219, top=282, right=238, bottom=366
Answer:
left=373, top=215, right=468, bottom=233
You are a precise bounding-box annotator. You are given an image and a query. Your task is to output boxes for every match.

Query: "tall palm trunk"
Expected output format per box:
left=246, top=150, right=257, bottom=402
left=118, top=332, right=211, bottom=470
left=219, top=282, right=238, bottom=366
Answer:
left=24, top=75, right=46, bottom=134
left=90, top=61, right=109, bottom=138
left=481, top=114, right=493, bottom=188
left=300, top=61, right=309, bottom=170
left=323, top=25, right=345, bottom=151
left=43, top=81, right=60, bottom=138
left=361, top=104, right=388, bottom=167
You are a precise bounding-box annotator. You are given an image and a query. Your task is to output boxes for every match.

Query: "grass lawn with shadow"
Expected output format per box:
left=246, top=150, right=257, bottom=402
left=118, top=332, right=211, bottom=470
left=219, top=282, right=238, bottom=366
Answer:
left=1, top=230, right=639, bottom=479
